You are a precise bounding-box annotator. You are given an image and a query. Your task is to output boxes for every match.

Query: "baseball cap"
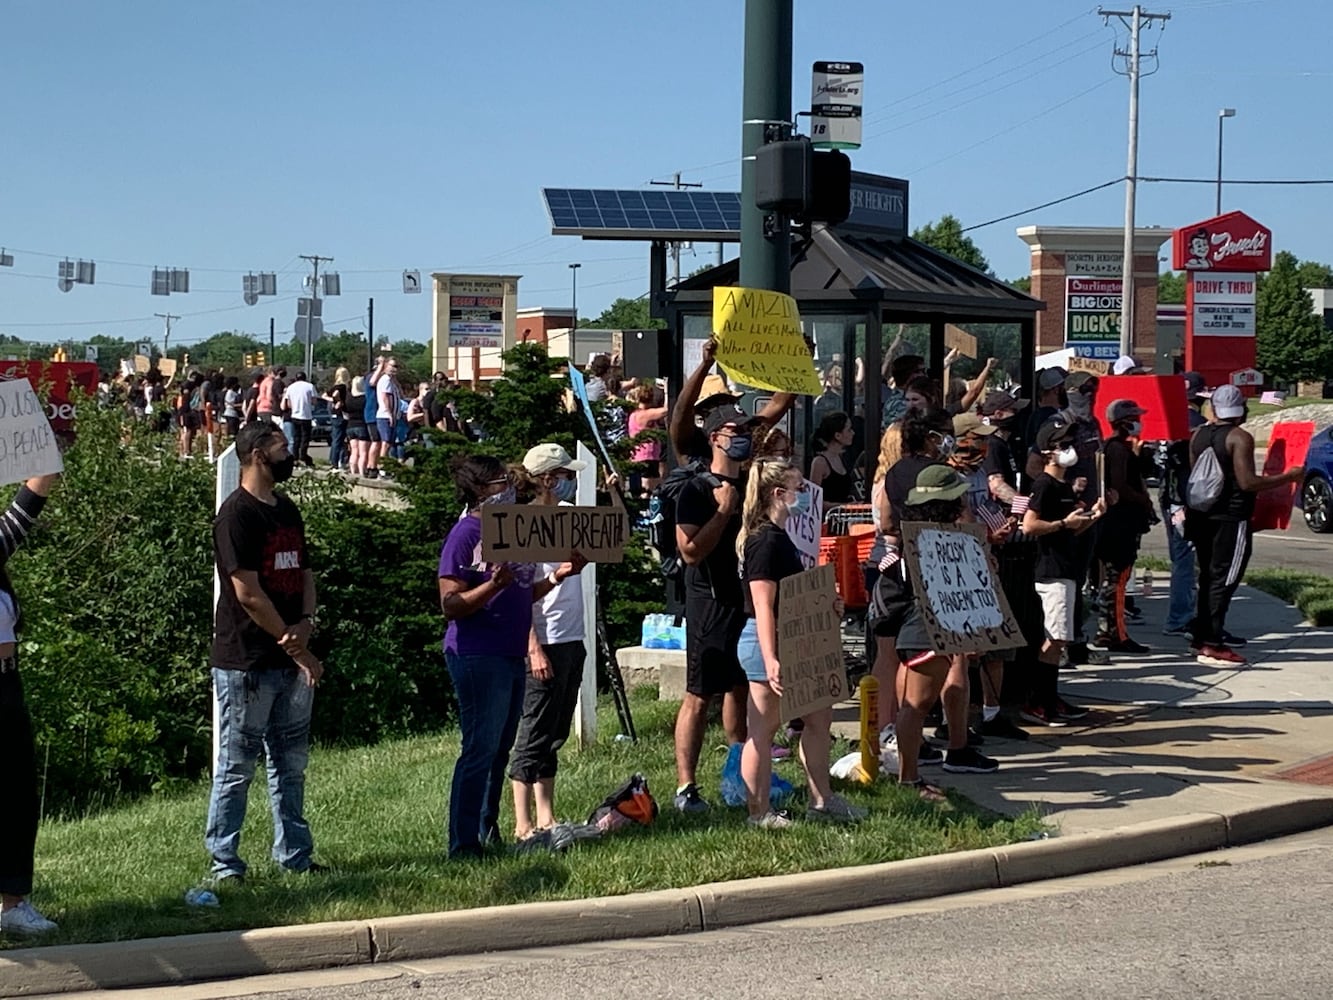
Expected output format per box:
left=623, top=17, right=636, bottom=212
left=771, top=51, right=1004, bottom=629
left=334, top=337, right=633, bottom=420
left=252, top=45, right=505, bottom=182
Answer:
left=906, top=464, right=971, bottom=506
left=702, top=402, right=758, bottom=436
left=1183, top=371, right=1206, bottom=400
left=1112, top=355, right=1139, bottom=376
left=1065, top=371, right=1099, bottom=391
left=979, top=389, right=1029, bottom=416
left=523, top=443, right=587, bottom=476
left=1035, top=419, right=1073, bottom=452
left=953, top=412, right=998, bottom=438
left=1210, top=384, right=1246, bottom=420
left=1037, top=366, right=1068, bottom=391
left=1106, top=399, right=1147, bottom=424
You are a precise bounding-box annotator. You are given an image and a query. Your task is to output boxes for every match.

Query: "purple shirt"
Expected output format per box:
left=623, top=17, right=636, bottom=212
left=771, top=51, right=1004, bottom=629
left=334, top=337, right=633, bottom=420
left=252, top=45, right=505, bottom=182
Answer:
left=437, top=514, right=534, bottom=658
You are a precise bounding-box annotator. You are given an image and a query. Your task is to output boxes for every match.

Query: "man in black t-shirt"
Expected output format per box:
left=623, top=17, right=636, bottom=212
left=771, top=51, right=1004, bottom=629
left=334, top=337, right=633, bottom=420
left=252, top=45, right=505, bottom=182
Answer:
left=1019, top=420, right=1103, bottom=728
left=205, top=423, right=326, bottom=883
left=671, top=401, right=756, bottom=813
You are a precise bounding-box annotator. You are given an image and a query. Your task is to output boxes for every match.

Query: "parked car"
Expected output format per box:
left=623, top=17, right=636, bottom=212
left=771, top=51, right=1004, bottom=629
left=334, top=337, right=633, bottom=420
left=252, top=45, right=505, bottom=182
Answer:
left=311, top=398, right=332, bottom=443
left=1301, top=424, right=1333, bottom=533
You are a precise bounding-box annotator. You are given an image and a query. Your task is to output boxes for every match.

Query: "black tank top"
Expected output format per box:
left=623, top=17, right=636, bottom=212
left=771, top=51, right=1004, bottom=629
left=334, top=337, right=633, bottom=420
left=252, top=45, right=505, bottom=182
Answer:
left=347, top=393, right=367, bottom=427
left=1190, top=423, right=1253, bottom=521
left=813, top=454, right=855, bottom=504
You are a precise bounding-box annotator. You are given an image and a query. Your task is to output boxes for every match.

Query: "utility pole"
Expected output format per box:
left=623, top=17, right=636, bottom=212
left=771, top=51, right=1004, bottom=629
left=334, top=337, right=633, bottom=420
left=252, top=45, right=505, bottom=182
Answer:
left=651, top=172, right=704, bottom=287
left=740, top=0, right=793, bottom=295
left=299, top=254, right=333, bottom=376
left=154, top=312, right=180, bottom=358
left=268, top=317, right=275, bottom=363
left=1099, top=5, right=1170, bottom=358
left=367, top=297, right=375, bottom=372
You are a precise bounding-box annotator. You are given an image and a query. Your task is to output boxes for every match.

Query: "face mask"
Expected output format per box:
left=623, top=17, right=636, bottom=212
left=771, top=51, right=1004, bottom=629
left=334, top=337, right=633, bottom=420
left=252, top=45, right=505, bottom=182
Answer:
left=1066, top=392, right=1092, bottom=417
left=482, top=485, right=517, bottom=507
left=723, top=434, right=753, bottom=461
left=1056, top=446, right=1078, bottom=468
left=931, top=432, right=956, bottom=459
left=267, top=453, right=296, bottom=483
left=1126, top=420, right=1142, bottom=437
left=552, top=477, right=577, bottom=502
left=785, top=489, right=812, bottom=516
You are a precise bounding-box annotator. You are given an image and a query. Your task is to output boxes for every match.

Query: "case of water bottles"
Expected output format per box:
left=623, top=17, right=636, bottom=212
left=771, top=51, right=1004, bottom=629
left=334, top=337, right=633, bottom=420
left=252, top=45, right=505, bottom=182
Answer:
left=641, top=614, right=686, bottom=650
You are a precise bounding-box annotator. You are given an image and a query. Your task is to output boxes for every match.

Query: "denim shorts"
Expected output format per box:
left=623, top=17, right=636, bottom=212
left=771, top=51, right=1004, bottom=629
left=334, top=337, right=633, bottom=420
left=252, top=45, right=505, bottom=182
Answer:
left=375, top=417, right=394, bottom=441
left=736, top=618, right=767, bottom=684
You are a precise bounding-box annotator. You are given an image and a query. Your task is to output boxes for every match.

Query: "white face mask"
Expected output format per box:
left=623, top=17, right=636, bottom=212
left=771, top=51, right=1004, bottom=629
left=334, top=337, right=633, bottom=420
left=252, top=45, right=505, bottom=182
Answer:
left=1056, top=446, right=1079, bottom=468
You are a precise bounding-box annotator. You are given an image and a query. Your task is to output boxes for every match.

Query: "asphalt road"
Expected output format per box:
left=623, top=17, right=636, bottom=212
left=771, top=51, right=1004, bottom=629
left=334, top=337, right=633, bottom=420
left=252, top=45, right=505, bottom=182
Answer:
left=1140, top=507, right=1333, bottom=574
left=88, top=830, right=1333, bottom=1000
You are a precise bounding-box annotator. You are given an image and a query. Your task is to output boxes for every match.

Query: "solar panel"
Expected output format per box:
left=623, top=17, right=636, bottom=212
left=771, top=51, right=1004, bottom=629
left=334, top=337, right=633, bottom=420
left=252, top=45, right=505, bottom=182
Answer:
left=542, top=188, right=742, bottom=241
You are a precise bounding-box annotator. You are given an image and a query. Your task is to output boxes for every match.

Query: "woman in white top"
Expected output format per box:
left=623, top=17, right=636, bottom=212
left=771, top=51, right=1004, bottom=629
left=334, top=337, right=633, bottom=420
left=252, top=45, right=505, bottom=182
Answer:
left=509, top=444, right=589, bottom=840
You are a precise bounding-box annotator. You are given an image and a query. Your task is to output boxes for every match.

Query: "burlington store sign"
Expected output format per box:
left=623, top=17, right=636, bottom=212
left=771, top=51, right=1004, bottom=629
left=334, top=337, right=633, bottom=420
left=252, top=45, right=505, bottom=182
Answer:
left=1171, top=210, right=1273, bottom=391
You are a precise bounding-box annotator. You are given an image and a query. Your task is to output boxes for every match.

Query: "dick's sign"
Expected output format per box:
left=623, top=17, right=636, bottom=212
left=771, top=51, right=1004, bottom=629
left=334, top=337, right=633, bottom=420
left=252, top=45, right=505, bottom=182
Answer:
left=1064, top=276, right=1122, bottom=360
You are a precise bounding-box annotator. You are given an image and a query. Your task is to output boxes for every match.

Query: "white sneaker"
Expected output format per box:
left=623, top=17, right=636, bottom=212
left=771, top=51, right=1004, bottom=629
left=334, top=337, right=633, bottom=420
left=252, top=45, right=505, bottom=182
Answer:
left=808, top=794, right=869, bottom=824
left=747, top=810, right=793, bottom=830
left=1, top=900, right=58, bottom=936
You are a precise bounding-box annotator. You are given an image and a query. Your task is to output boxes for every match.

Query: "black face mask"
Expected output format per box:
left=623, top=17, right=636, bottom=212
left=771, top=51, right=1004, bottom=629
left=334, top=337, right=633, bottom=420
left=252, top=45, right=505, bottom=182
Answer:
left=267, top=453, right=296, bottom=483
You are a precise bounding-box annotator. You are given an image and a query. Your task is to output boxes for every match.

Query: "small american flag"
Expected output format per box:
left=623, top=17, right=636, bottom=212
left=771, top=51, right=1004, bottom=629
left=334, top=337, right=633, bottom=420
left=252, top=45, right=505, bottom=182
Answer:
left=977, top=505, right=1009, bottom=535
left=1010, top=495, right=1031, bottom=517
left=878, top=548, right=901, bottom=571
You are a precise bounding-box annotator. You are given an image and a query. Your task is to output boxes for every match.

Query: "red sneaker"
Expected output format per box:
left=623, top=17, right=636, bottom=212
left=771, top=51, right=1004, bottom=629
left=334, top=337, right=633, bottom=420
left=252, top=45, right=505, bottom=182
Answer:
left=1197, top=644, right=1248, bottom=667
left=1019, top=704, right=1068, bottom=728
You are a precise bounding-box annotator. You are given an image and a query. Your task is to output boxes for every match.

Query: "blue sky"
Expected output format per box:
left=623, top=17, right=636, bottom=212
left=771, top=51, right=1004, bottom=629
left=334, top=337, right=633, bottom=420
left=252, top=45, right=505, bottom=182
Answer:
left=2, top=0, right=1327, bottom=349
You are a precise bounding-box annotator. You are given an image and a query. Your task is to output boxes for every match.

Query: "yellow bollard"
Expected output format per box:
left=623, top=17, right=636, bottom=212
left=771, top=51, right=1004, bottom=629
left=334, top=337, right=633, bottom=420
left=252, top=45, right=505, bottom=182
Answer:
left=858, top=675, right=879, bottom=784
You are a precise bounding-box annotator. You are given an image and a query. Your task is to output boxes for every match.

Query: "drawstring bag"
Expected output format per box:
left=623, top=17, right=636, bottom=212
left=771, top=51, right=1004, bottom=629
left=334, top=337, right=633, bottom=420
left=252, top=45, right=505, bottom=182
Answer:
left=588, top=773, right=659, bottom=832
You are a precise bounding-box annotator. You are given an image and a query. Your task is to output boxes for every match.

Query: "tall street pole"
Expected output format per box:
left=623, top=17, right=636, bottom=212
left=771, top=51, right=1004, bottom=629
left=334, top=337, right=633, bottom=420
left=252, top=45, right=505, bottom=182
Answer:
left=1216, top=107, right=1236, bottom=216
left=739, top=0, right=793, bottom=294
left=569, top=262, right=581, bottom=351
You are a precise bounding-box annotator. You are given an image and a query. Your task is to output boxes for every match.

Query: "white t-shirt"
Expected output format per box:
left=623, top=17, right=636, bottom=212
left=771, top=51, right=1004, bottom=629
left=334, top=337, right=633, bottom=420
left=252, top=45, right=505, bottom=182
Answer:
left=377, top=377, right=402, bottom=420
left=282, top=380, right=317, bottom=421
left=533, top=501, right=585, bottom=645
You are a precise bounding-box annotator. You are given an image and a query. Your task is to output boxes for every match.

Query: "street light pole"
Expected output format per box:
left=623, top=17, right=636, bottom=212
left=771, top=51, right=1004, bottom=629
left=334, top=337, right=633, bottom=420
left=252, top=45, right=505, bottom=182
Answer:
left=1216, top=108, right=1236, bottom=216
left=569, top=263, right=581, bottom=353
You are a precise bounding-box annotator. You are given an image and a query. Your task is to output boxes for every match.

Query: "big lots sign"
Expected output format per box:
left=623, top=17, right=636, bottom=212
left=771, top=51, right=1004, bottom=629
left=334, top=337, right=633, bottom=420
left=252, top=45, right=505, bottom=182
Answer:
left=0, top=361, right=99, bottom=434
left=1173, top=211, right=1273, bottom=392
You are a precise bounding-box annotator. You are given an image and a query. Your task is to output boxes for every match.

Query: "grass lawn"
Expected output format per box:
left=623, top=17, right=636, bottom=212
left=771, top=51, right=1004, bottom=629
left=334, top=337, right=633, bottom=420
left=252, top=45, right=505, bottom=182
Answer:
left=1139, top=557, right=1333, bottom=626
left=10, top=689, right=1043, bottom=950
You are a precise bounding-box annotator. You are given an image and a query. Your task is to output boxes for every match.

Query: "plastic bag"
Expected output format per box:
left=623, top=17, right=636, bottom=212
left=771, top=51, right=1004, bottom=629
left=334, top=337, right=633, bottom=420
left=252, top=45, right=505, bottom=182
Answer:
left=721, top=743, right=795, bottom=807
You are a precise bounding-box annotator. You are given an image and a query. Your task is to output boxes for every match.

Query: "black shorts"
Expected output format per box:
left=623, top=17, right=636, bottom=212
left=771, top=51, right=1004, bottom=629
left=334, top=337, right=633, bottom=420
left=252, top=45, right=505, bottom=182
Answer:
left=347, top=423, right=369, bottom=441
left=366, top=422, right=382, bottom=444
left=684, top=598, right=746, bottom=697
left=868, top=566, right=914, bottom=638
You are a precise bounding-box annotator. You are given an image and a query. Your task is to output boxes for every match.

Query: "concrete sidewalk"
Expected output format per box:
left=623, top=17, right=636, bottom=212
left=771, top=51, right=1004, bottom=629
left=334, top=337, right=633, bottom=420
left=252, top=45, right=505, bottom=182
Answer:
left=839, top=580, right=1333, bottom=837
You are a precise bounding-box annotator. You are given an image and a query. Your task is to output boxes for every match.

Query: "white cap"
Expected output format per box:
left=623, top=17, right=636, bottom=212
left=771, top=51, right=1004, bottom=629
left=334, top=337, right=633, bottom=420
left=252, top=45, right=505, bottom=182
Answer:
left=1210, top=384, right=1246, bottom=420
left=1112, top=355, right=1138, bottom=375
left=522, top=443, right=587, bottom=475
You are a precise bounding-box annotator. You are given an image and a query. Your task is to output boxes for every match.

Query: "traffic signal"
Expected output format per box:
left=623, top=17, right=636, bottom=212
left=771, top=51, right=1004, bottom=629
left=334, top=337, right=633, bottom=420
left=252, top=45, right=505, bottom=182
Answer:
left=182, top=353, right=190, bottom=366
left=243, top=353, right=253, bottom=367
left=256, top=350, right=266, bottom=367
left=51, top=346, right=67, bottom=362
left=754, top=137, right=852, bottom=225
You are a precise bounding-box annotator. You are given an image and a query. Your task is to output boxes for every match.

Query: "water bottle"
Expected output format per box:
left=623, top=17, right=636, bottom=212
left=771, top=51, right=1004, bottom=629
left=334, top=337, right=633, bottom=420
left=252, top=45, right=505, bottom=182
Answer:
left=1143, top=568, right=1154, bottom=597
left=643, top=615, right=660, bottom=649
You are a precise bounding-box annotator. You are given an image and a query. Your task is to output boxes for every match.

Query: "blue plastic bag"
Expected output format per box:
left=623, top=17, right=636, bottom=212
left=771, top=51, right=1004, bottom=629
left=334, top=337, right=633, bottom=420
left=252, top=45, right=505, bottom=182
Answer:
left=720, top=743, right=796, bottom=807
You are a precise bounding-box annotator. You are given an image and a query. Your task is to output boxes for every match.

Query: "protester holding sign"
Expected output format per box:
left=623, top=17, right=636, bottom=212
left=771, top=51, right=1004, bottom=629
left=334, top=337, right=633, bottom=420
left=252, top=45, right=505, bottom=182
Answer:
left=508, top=444, right=590, bottom=843
left=1020, top=421, right=1105, bottom=727
left=0, top=473, right=60, bottom=936
left=438, top=456, right=585, bottom=859
left=736, top=459, right=864, bottom=828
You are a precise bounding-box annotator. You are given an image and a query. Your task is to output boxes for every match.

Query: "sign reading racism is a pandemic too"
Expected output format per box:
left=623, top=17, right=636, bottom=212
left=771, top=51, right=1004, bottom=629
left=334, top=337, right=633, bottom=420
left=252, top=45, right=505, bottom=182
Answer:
left=0, top=378, right=64, bottom=486
left=901, top=521, right=1023, bottom=655
left=777, top=564, right=848, bottom=718
left=482, top=504, right=628, bottom=563
left=712, top=286, right=821, bottom=396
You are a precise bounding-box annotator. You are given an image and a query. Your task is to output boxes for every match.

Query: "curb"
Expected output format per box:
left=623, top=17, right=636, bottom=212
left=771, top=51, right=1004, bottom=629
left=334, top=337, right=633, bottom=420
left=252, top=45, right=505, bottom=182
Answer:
left=4, top=796, right=1333, bottom=997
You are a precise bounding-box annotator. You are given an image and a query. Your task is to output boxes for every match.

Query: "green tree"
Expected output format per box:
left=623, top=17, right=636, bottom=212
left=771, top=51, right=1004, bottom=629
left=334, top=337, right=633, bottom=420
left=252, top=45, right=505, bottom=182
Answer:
left=1296, top=259, right=1333, bottom=290
left=911, top=214, right=989, bottom=272
left=1256, top=251, right=1332, bottom=385
left=582, top=297, right=664, bottom=330
left=1008, top=276, right=1031, bottom=294
left=1159, top=271, right=1187, bottom=304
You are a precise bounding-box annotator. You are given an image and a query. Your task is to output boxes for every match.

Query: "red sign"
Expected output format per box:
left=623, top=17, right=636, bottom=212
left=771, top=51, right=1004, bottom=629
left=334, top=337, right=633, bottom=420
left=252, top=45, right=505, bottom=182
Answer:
left=1092, top=374, right=1192, bottom=442
left=1253, top=422, right=1316, bottom=532
left=1172, top=211, right=1272, bottom=273
left=0, top=361, right=99, bottom=434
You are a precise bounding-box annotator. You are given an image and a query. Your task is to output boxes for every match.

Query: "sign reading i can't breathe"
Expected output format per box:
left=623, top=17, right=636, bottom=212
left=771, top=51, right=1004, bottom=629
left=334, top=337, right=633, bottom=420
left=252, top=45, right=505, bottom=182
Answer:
left=481, top=504, right=628, bottom=563
left=777, top=564, right=847, bottom=719
left=901, top=521, right=1023, bottom=655
left=0, top=379, right=64, bottom=486
left=712, top=287, right=821, bottom=396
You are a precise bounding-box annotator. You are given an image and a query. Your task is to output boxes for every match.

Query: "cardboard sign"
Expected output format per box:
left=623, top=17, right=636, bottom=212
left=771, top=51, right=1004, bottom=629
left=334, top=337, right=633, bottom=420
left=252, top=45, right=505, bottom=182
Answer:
left=133, top=354, right=151, bottom=374
left=786, top=479, right=823, bottom=569
left=712, top=287, right=821, bottom=396
left=1092, top=374, right=1191, bottom=442
left=482, top=504, right=628, bottom=563
left=777, top=564, right=847, bottom=718
left=944, top=324, right=977, bottom=359
left=0, top=379, right=64, bottom=486
left=158, top=358, right=178, bottom=379
left=1069, top=355, right=1112, bottom=376
left=1253, top=421, right=1315, bottom=532
left=901, top=521, right=1024, bottom=655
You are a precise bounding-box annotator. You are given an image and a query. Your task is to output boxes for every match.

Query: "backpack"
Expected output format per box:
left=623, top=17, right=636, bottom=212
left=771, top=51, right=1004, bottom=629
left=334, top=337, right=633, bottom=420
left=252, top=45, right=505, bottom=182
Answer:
left=587, top=773, right=658, bottom=832
left=1186, top=425, right=1227, bottom=512
left=644, top=460, right=718, bottom=600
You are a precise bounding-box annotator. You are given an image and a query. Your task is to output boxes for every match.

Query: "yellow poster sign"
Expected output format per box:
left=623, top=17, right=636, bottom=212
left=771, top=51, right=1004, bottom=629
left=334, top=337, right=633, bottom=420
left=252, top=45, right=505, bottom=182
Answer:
left=712, top=287, right=820, bottom=396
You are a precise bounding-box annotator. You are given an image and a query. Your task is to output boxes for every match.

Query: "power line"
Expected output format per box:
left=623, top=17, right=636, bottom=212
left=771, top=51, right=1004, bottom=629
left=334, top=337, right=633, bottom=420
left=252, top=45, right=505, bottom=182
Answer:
left=960, top=177, right=1127, bottom=232
left=1140, top=176, right=1333, bottom=185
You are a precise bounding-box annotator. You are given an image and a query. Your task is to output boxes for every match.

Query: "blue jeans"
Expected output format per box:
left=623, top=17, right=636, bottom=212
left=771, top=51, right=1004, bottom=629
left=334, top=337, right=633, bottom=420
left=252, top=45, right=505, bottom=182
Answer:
left=329, top=419, right=347, bottom=469
left=445, top=652, right=526, bottom=857
left=1164, top=517, right=1196, bottom=631
left=281, top=419, right=295, bottom=450
left=205, top=667, right=315, bottom=878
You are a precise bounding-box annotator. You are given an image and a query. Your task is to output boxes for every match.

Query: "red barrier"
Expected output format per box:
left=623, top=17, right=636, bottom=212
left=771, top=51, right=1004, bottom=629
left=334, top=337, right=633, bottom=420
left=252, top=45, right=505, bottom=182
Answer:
left=1092, top=374, right=1191, bottom=442
left=1252, top=421, right=1315, bottom=532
